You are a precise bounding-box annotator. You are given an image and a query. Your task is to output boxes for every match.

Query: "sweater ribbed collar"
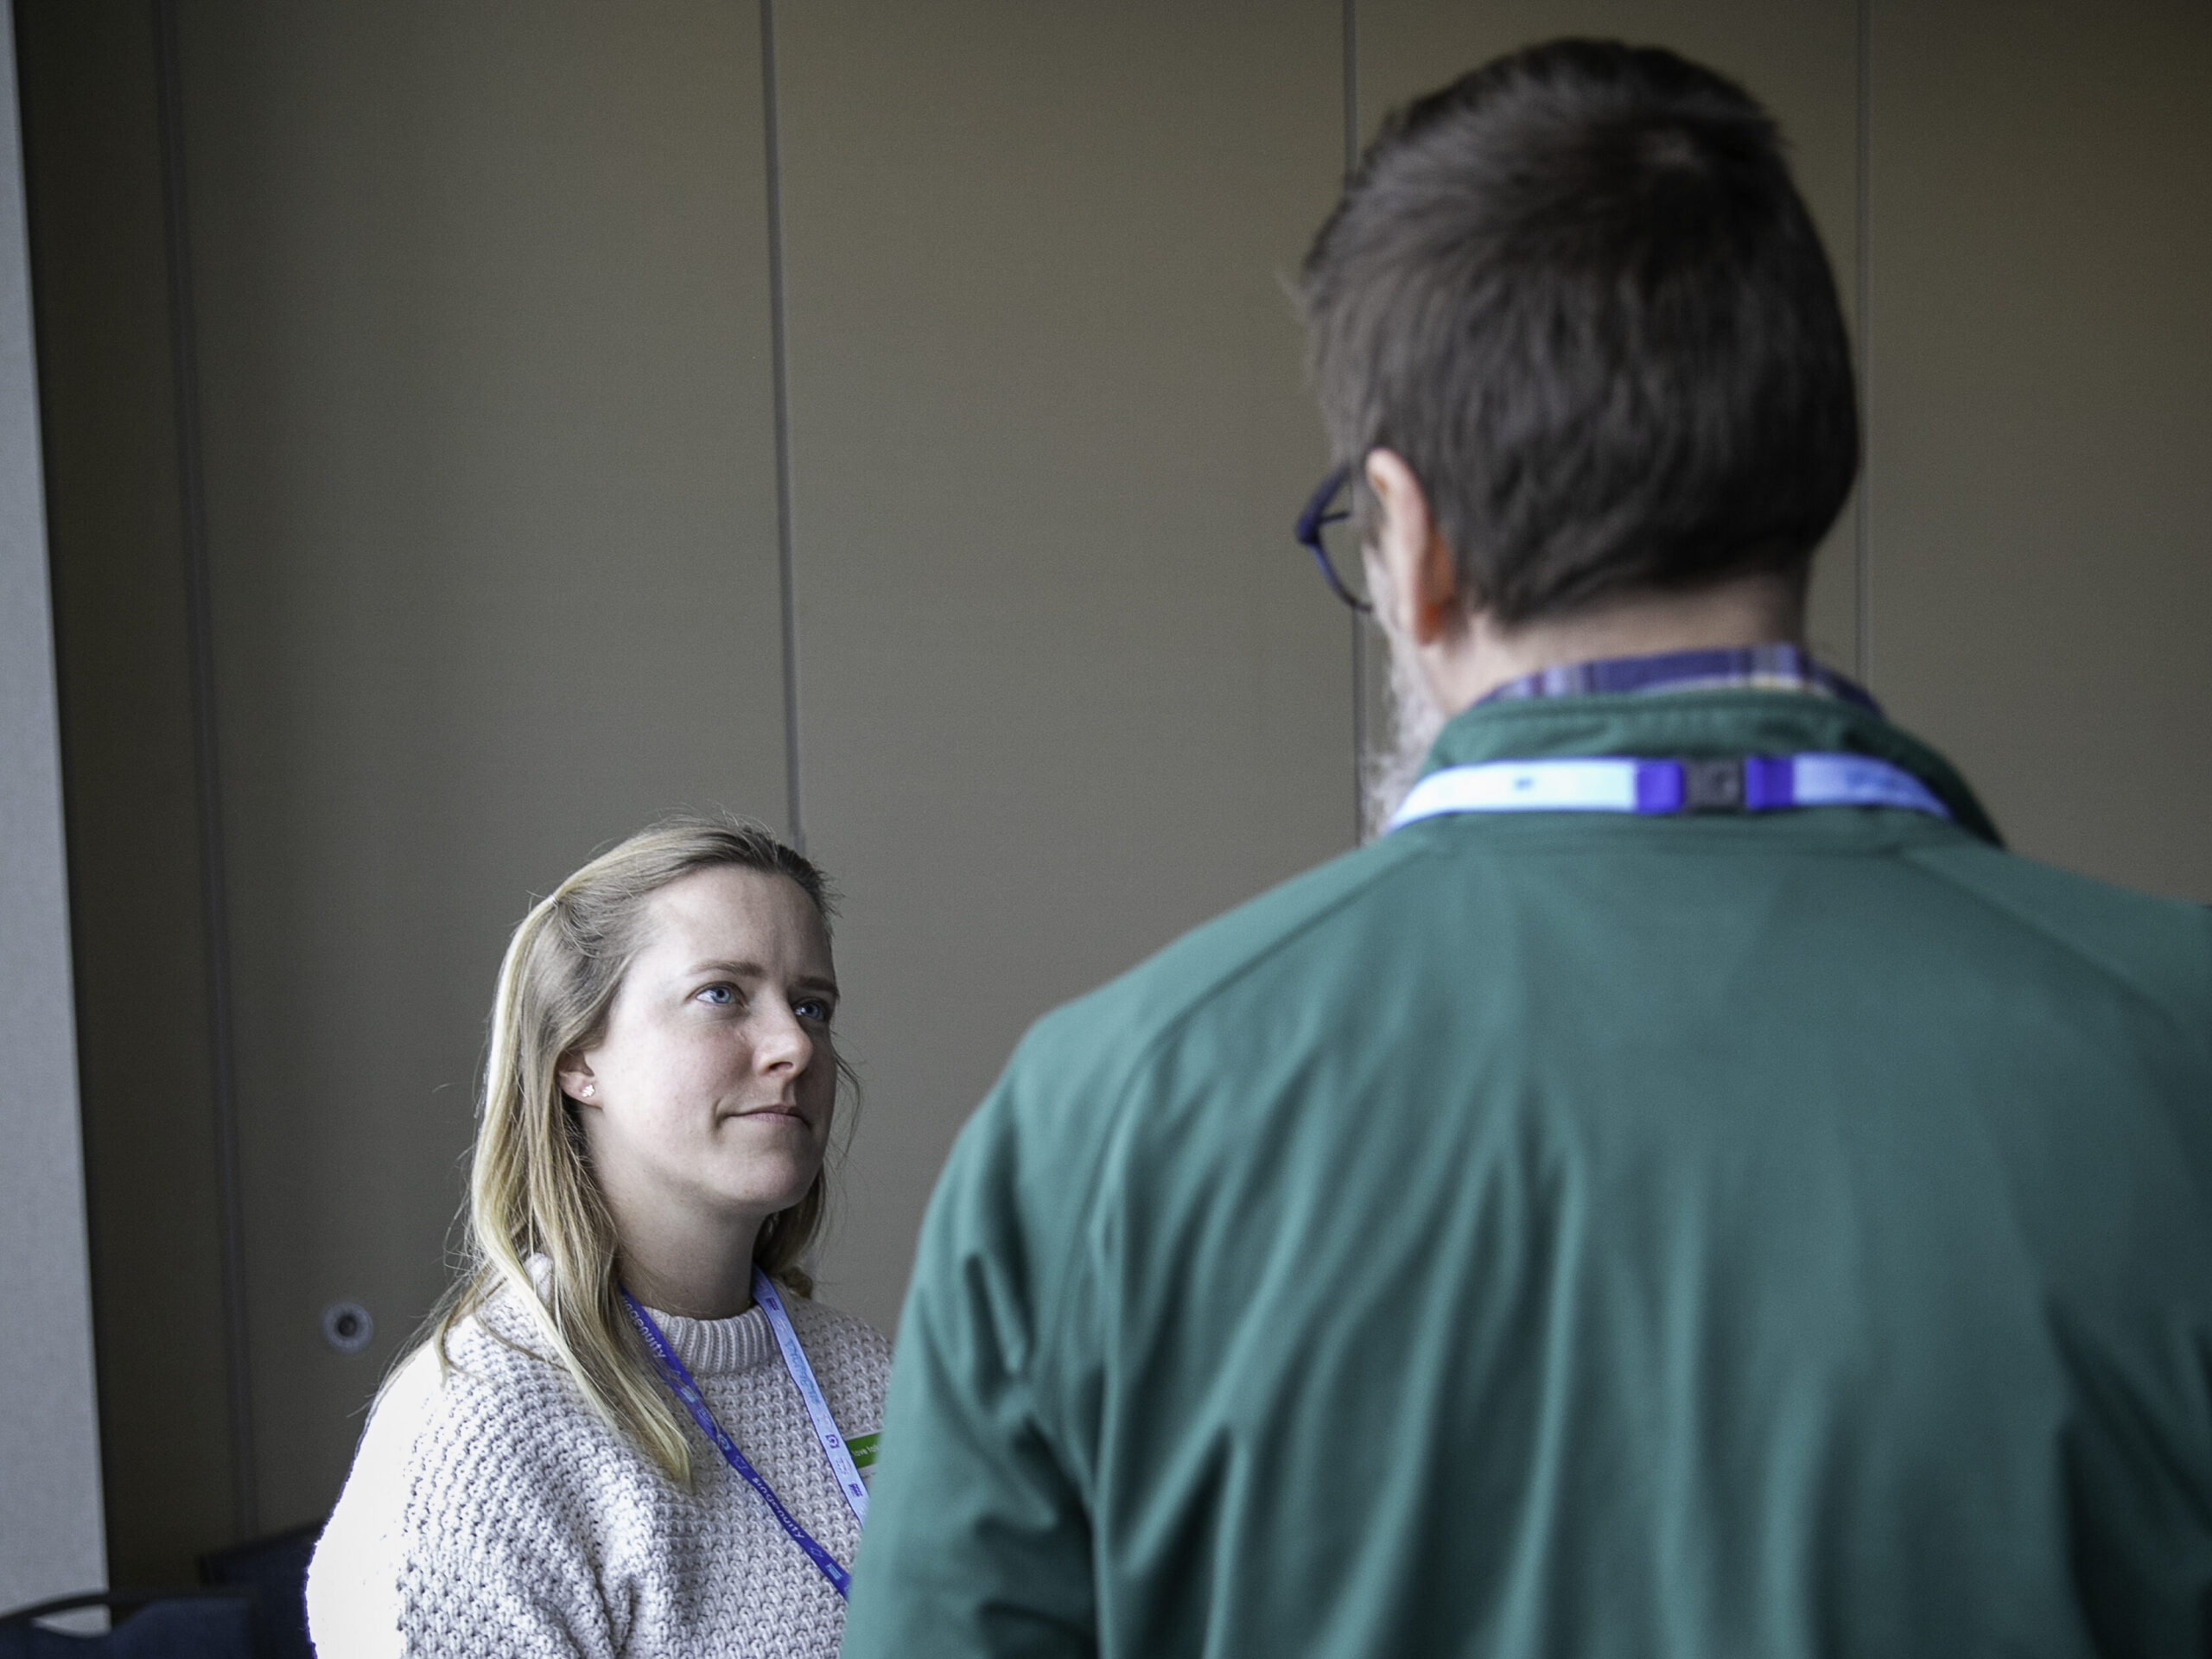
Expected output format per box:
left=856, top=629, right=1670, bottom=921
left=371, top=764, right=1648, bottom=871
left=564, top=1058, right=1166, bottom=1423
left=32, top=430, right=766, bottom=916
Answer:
left=640, top=1302, right=779, bottom=1377
left=517, top=1255, right=784, bottom=1378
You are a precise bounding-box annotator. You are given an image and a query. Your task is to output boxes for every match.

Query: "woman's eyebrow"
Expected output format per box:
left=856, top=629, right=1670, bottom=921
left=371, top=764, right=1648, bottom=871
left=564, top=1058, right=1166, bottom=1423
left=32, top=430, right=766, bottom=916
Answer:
left=682, top=959, right=839, bottom=997
left=683, top=957, right=766, bottom=980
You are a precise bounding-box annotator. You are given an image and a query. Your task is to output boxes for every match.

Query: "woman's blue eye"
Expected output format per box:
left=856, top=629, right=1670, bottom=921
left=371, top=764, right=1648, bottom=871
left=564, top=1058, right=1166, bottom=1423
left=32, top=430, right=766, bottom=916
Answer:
left=697, top=984, right=736, bottom=1006
left=794, top=998, right=833, bottom=1024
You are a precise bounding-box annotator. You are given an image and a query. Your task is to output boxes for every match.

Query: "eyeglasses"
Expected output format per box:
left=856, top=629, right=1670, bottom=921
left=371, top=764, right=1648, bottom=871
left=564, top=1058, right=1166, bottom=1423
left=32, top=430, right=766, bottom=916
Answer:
left=1294, top=463, right=1371, bottom=613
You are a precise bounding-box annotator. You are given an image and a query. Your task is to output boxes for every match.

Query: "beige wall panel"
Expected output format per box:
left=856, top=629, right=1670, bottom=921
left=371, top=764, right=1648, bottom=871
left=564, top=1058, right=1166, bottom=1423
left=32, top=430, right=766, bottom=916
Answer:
left=177, top=3, right=787, bottom=1526
left=15, top=0, right=236, bottom=1584
left=1866, top=3, right=2212, bottom=901
left=777, top=1, right=1353, bottom=1332
left=1358, top=2, right=1865, bottom=670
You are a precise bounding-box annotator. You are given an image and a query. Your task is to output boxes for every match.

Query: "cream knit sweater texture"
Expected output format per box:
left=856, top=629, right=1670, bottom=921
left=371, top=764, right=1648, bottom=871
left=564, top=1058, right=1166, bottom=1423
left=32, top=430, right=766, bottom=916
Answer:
left=305, top=1280, right=891, bottom=1657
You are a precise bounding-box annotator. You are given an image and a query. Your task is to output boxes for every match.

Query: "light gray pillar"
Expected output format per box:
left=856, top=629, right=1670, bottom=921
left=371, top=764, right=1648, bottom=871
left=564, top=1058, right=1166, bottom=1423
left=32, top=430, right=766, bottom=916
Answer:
left=0, top=0, right=109, bottom=1613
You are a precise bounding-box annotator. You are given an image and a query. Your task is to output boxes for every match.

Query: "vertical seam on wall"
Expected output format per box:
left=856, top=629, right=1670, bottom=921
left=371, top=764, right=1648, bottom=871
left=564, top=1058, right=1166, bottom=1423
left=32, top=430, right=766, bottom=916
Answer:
left=1854, top=0, right=1872, bottom=683
left=1343, top=0, right=1366, bottom=843
left=760, top=0, right=804, bottom=851
left=152, top=0, right=256, bottom=1541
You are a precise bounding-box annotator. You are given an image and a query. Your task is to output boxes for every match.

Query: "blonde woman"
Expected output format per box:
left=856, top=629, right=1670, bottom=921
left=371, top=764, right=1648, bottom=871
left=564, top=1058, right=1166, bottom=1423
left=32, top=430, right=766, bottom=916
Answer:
left=308, top=816, right=890, bottom=1657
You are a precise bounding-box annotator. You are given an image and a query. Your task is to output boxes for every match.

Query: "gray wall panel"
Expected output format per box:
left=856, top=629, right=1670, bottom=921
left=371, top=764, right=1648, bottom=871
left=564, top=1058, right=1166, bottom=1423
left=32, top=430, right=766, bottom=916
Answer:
left=175, top=2, right=789, bottom=1526
left=1866, top=2, right=2212, bottom=899
left=1357, top=1, right=1866, bottom=671
left=776, top=1, right=1352, bottom=1332
left=0, top=0, right=107, bottom=1611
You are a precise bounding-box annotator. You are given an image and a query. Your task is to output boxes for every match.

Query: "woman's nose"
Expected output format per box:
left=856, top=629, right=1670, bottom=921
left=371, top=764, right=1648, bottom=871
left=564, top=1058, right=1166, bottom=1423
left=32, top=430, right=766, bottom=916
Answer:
left=752, top=1001, right=814, bottom=1073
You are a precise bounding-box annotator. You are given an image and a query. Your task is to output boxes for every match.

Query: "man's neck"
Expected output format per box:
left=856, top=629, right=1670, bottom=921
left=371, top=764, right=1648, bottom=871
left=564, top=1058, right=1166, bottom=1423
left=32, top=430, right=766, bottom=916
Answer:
left=1428, top=571, right=1809, bottom=717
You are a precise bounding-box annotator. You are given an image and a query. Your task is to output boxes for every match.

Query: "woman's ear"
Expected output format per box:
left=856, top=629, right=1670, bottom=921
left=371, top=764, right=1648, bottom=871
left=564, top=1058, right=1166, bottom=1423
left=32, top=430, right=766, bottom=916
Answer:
left=1362, top=448, right=1466, bottom=645
left=556, top=1057, right=600, bottom=1105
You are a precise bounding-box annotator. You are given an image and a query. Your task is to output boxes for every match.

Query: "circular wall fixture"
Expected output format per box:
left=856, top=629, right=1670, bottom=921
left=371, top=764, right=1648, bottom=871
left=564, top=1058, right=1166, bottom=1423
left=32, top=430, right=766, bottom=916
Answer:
left=321, top=1300, right=375, bottom=1355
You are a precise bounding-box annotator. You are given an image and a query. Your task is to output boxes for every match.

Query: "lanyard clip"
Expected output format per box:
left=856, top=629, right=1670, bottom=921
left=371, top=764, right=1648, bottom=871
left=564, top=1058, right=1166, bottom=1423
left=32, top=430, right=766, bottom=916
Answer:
left=1660, top=757, right=1777, bottom=813
left=1679, top=757, right=1746, bottom=812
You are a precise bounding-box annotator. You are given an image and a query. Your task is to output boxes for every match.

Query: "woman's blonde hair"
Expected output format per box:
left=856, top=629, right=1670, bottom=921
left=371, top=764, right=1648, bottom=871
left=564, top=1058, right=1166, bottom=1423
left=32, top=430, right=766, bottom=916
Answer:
left=397, top=811, right=846, bottom=1484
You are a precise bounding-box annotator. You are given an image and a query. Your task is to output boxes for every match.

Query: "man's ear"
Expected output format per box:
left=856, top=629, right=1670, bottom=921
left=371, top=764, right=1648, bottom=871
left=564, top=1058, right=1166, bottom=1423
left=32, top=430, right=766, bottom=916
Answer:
left=1362, top=448, right=1465, bottom=645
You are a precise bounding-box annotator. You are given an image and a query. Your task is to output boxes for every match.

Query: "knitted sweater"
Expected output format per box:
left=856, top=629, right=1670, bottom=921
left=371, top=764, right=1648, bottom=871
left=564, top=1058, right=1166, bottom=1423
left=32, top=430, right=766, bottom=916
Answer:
left=306, top=1281, right=891, bottom=1657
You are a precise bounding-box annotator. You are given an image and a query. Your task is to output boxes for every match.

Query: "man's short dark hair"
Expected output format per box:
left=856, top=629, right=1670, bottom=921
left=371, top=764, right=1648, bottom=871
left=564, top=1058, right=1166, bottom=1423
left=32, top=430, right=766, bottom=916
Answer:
left=1300, top=40, right=1859, bottom=626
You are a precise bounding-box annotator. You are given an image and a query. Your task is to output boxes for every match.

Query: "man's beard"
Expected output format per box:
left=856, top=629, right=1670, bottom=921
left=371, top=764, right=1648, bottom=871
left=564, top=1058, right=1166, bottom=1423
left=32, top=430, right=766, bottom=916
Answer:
left=1363, top=622, right=1448, bottom=840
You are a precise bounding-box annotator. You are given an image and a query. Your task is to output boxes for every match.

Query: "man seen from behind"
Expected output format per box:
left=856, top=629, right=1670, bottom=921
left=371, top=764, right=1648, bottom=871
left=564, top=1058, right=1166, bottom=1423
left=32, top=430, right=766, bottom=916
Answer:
left=842, top=40, right=2212, bottom=1657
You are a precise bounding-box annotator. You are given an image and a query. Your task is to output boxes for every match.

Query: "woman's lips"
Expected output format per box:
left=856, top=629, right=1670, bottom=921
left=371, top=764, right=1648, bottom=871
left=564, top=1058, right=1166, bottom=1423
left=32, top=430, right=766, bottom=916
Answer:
left=733, top=1104, right=809, bottom=1124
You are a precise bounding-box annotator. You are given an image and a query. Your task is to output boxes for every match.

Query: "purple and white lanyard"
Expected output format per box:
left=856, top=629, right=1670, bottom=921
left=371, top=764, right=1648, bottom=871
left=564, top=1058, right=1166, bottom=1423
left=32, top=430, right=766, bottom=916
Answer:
left=622, top=1267, right=869, bottom=1599
left=1389, top=752, right=1950, bottom=831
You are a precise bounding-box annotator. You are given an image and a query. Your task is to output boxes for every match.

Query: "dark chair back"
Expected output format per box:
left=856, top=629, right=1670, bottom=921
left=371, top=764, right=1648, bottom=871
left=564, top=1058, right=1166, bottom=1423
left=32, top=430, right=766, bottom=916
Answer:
left=0, top=1592, right=255, bottom=1659
left=197, top=1524, right=321, bottom=1659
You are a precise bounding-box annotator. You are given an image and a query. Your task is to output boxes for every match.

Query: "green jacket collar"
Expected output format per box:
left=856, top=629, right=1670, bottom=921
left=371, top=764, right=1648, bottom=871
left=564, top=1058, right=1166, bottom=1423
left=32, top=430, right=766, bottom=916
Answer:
left=1421, top=690, right=2003, bottom=845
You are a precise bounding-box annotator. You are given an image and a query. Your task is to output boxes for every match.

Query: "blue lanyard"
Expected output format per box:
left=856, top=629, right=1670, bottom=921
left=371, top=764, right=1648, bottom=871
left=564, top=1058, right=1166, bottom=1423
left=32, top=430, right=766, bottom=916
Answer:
left=752, top=1272, right=871, bottom=1524
left=622, top=1277, right=858, bottom=1599
left=1389, top=752, right=1949, bottom=832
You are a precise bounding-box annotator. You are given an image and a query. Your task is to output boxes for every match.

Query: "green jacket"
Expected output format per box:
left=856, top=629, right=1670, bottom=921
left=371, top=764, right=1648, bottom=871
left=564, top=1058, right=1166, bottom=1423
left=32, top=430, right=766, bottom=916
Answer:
left=842, top=691, right=2212, bottom=1657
